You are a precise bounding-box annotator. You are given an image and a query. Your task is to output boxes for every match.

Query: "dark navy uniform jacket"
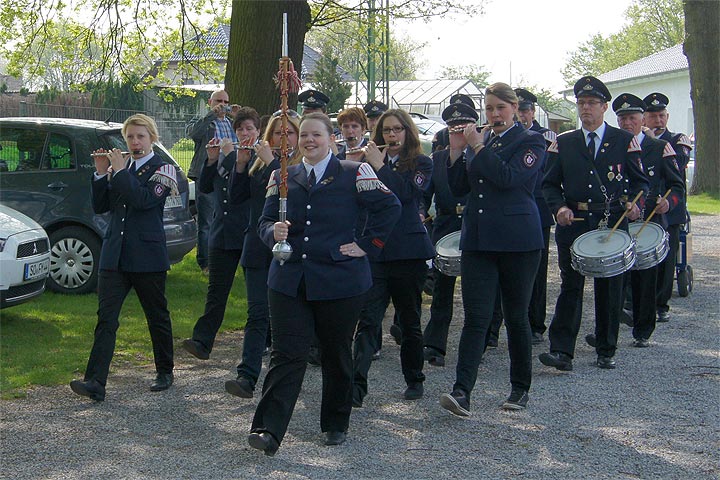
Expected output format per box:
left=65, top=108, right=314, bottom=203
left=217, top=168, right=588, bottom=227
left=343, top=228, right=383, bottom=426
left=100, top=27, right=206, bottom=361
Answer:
left=529, top=120, right=557, bottom=229
left=543, top=124, right=649, bottom=246
left=230, top=157, right=280, bottom=269
left=336, top=138, right=368, bottom=160
left=374, top=153, right=435, bottom=261
left=423, top=148, right=467, bottom=244
left=448, top=123, right=546, bottom=252
left=259, top=156, right=401, bottom=301
left=638, top=134, right=685, bottom=228
left=659, top=130, right=692, bottom=226
left=91, top=155, right=175, bottom=272
left=198, top=152, right=250, bottom=251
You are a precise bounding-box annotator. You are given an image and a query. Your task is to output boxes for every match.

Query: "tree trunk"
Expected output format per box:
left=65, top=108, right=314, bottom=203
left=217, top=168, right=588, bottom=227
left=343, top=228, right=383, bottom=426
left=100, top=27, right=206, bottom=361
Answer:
left=683, top=0, right=719, bottom=195
left=226, top=1, right=310, bottom=116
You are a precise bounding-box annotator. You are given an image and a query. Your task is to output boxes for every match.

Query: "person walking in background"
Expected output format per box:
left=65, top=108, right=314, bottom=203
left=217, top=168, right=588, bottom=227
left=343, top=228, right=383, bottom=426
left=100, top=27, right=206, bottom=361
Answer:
left=223, top=114, right=302, bottom=398
left=247, top=113, right=400, bottom=455
left=181, top=108, right=258, bottom=362
left=438, top=83, right=546, bottom=416
left=422, top=102, right=476, bottom=367
left=186, top=89, right=239, bottom=275
left=70, top=114, right=178, bottom=401
left=352, top=109, right=434, bottom=407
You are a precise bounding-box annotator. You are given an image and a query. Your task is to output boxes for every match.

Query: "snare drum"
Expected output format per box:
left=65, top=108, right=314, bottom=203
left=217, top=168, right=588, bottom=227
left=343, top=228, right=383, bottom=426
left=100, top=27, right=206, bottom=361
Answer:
left=434, top=231, right=461, bottom=276
left=628, top=221, right=669, bottom=270
left=570, top=229, right=636, bottom=278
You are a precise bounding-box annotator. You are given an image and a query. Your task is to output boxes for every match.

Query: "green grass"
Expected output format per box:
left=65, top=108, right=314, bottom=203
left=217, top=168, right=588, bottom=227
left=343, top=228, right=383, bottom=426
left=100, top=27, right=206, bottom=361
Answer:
left=169, top=138, right=193, bottom=173
left=687, top=192, right=720, bottom=215
left=0, top=249, right=248, bottom=398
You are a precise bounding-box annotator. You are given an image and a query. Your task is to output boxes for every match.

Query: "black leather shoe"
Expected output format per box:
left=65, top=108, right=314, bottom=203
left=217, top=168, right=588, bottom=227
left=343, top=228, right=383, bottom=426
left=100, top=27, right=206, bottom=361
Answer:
left=486, top=337, right=498, bottom=349
left=424, top=347, right=445, bottom=367
left=324, top=431, right=347, bottom=446
left=182, top=339, right=209, bottom=360
left=371, top=350, right=381, bottom=361
left=248, top=432, right=279, bottom=456
left=531, top=332, right=544, bottom=345
left=585, top=334, right=597, bottom=348
left=539, top=351, right=573, bottom=371
left=657, top=311, right=670, bottom=323
left=150, top=372, right=173, bottom=391
left=225, top=376, right=254, bottom=398
left=389, top=324, right=402, bottom=345
left=404, top=382, right=424, bottom=400
left=596, top=355, right=616, bottom=369
left=633, top=338, right=650, bottom=348
left=502, top=388, right=529, bottom=410
left=440, top=389, right=470, bottom=417
left=70, top=379, right=105, bottom=402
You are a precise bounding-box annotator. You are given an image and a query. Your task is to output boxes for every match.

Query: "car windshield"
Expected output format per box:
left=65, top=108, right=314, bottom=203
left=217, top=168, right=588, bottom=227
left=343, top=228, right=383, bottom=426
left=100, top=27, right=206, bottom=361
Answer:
left=414, top=119, right=445, bottom=136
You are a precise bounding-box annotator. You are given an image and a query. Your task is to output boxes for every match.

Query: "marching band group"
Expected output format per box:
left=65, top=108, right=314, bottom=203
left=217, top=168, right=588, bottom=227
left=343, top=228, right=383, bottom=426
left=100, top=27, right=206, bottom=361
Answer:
left=69, top=74, right=692, bottom=456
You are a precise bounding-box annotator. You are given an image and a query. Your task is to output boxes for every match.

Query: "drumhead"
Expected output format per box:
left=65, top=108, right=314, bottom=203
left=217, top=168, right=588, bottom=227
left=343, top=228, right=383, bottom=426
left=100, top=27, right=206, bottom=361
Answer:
left=628, top=222, right=666, bottom=251
left=572, top=229, right=633, bottom=258
left=435, top=232, right=461, bottom=257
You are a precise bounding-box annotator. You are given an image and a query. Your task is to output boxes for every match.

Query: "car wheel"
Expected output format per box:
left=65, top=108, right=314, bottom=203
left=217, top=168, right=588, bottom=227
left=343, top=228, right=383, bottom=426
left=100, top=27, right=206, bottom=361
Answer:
left=48, top=227, right=101, bottom=294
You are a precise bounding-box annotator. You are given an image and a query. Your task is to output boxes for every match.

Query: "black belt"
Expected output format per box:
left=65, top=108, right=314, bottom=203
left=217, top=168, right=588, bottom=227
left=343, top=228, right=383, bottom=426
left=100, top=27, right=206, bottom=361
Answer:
left=436, top=207, right=464, bottom=216
left=567, top=196, right=628, bottom=213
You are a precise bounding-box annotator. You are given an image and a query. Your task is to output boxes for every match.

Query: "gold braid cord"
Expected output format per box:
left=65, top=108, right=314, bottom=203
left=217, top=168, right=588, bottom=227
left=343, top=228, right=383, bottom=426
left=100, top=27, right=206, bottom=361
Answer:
left=275, top=58, right=302, bottom=197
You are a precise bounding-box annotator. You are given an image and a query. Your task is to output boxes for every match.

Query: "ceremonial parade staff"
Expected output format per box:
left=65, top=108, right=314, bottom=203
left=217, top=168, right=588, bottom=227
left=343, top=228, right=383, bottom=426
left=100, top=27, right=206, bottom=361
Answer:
left=642, top=92, right=693, bottom=323
left=422, top=103, right=475, bottom=367
left=439, top=83, right=546, bottom=416
left=248, top=113, right=400, bottom=454
left=71, top=114, right=179, bottom=401
left=181, top=109, right=259, bottom=363
left=222, top=114, right=302, bottom=399
left=516, top=88, right=557, bottom=344
left=539, top=76, right=649, bottom=372
left=612, top=94, right=684, bottom=347
left=352, top=109, right=434, bottom=407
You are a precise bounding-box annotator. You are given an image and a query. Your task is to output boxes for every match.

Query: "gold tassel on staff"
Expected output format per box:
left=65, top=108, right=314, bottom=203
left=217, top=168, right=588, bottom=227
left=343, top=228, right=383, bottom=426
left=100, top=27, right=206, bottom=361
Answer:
left=272, top=12, right=302, bottom=265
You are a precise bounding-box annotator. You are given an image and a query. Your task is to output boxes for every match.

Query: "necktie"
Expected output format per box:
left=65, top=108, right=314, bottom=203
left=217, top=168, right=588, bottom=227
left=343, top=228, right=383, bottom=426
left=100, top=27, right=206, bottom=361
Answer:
left=308, top=169, right=316, bottom=187
left=128, top=162, right=136, bottom=174
left=587, top=132, right=597, bottom=159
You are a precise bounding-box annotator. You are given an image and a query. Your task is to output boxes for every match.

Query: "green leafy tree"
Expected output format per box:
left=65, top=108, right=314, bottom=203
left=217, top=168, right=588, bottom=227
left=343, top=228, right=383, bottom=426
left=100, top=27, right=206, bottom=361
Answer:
left=438, top=64, right=491, bottom=88
left=311, top=48, right=352, bottom=113
left=561, top=0, right=685, bottom=85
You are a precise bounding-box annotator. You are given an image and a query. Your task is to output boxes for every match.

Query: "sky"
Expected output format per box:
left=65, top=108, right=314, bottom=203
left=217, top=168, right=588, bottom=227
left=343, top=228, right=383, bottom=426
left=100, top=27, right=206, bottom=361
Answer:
left=395, top=0, right=633, bottom=94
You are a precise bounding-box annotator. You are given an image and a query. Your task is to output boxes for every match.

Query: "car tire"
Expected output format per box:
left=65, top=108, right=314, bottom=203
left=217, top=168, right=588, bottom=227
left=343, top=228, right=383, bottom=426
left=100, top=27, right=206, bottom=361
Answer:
left=48, top=227, right=101, bottom=294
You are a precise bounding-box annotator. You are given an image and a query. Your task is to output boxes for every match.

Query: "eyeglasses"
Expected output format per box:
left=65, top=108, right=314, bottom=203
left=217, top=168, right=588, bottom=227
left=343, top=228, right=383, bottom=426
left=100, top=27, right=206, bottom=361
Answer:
left=381, top=126, right=405, bottom=134
left=577, top=100, right=603, bottom=108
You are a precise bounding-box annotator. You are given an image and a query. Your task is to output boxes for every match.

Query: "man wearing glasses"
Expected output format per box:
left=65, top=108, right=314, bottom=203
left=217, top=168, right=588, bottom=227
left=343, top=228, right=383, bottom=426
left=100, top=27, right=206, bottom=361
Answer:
left=539, top=76, right=648, bottom=371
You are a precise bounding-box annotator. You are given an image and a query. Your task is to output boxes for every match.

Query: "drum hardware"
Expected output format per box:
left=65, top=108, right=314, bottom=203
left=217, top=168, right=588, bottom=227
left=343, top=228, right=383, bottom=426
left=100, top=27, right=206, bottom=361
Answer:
left=434, top=231, right=461, bottom=276
left=603, top=190, right=644, bottom=242
left=628, top=222, right=669, bottom=270
left=570, top=229, right=636, bottom=278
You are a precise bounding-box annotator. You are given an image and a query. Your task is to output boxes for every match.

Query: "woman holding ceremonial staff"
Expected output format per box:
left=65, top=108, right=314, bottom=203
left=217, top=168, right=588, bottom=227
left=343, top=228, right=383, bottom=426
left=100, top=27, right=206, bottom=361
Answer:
left=439, top=83, right=546, bottom=416
left=247, top=113, right=400, bottom=455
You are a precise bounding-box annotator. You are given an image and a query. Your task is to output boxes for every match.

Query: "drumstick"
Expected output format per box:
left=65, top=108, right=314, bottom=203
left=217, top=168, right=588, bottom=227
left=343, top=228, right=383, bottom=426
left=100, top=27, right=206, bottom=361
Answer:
left=634, top=189, right=672, bottom=237
left=603, top=190, right=644, bottom=243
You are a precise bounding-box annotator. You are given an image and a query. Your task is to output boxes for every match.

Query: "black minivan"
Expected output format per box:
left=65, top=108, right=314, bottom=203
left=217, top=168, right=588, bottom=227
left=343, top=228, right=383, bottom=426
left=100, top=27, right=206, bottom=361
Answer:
left=0, top=117, right=197, bottom=294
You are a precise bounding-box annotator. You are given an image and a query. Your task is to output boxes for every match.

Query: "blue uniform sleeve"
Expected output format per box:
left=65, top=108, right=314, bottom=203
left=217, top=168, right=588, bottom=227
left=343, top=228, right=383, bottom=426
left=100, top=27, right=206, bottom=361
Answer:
left=258, top=169, right=281, bottom=250
left=110, top=165, right=173, bottom=210
left=354, top=163, right=401, bottom=259
left=469, top=132, right=546, bottom=190
left=91, top=174, right=111, bottom=214
left=376, top=154, right=433, bottom=203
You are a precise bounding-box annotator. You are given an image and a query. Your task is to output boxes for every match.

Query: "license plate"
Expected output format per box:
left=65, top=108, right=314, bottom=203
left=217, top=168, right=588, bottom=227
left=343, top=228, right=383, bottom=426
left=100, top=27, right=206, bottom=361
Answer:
left=164, top=195, right=183, bottom=209
left=24, top=258, right=49, bottom=281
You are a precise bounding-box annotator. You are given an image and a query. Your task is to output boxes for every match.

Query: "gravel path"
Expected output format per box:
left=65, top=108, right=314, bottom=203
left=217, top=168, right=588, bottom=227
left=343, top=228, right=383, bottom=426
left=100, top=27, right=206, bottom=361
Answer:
left=1, top=215, right=718, bottom=479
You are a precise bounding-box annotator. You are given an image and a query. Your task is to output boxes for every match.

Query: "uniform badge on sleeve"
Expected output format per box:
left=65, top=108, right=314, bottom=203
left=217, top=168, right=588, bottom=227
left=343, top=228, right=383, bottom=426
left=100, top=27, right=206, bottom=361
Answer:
left=154, top=183, right=166, bottom=197
left=414, top=171, right=427, bottom=188
left=522, top=150, right=537, bottom=168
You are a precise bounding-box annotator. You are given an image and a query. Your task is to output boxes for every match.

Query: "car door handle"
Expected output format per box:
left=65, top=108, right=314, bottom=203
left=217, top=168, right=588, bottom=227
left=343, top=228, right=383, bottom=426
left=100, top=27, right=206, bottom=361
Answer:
left=47, top=181, right=68, bottom=190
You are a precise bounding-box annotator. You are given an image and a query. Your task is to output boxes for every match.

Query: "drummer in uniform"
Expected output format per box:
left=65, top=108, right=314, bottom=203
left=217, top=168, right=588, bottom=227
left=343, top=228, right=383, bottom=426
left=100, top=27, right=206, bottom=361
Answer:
left=540, top=76, right=649, bottom=371
left=608, top=93, right=684, bottom=347
left=422, top=103, right=476, bottom=367
left=642, top=93, right=693, bottom=323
